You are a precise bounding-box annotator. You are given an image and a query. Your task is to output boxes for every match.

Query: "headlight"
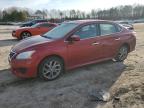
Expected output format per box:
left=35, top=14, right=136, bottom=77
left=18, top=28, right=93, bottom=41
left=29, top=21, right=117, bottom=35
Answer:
left=16, top=51, right=35, bottom=60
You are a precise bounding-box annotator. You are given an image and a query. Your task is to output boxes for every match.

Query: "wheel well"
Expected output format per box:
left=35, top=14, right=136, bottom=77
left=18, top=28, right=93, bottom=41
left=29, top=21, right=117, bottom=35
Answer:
left=122, top=43, right=130, bottom=52
left=37, top=55, right=65, bottom=74
left=46, top=55, right=65, bottom=65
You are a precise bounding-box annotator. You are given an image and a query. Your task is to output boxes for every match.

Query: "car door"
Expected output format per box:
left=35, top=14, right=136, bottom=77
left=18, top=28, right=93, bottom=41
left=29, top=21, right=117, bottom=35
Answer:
left=67, top=24, right=103, bottom=68
left=30, top=25, right=41, bottom=36
left=39, top=24, right=55, bottom=34
left=32, top=24, right=48, bottom=35
left=98, top=23, right=123, bottom=58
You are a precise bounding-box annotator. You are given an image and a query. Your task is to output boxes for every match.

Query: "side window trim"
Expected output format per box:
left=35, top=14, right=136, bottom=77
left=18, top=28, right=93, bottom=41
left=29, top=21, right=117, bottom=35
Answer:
left=115, top=23, right=123, bottom=32
left=97, top=23, right=101, bottom=36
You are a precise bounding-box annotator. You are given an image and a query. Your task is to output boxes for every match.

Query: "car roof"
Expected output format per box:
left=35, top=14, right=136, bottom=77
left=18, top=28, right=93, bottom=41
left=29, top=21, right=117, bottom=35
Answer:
left=66, top=19, right=114, bottom=24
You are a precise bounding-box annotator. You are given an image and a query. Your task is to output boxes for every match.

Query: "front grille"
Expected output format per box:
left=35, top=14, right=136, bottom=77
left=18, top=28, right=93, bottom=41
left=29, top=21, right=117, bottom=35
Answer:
left=9, top=50, right=16, bottom=60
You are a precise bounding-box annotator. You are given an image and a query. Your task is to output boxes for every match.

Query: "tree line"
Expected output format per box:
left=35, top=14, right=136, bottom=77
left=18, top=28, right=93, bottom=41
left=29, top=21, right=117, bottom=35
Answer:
left=0, top=7, right=29, bottom=21
left=0, top=4, right=144, bottom=22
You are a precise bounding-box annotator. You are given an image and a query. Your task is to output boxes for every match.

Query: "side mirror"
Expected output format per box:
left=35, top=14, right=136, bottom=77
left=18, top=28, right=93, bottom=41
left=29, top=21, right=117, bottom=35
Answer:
left=70, top=35, right=80, bottom=41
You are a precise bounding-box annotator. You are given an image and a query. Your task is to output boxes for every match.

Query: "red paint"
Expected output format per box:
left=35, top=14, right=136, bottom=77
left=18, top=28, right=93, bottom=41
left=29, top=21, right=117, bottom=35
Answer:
left=9, top=20, right=136, bottom=78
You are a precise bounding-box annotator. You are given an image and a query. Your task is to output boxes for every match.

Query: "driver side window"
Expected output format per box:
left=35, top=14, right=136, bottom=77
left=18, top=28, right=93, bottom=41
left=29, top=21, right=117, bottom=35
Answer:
left=74, top=24, right=97, bottom=39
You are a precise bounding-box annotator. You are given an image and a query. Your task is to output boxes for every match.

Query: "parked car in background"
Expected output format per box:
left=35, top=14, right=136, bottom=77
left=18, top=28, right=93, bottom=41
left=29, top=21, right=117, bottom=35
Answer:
left=115, top=21, right=134, bottom=30
left=20, top=19, right=48, bottom=27
left=9, top=20, right=136, bottom=80
left=120, top=24, right=134, bottom=30
left=12, top=22, right=57, bottom=39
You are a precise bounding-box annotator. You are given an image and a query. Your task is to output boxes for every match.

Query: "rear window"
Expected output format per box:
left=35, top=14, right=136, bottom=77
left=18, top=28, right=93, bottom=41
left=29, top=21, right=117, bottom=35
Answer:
left=100, top=23, right=117, bottom=35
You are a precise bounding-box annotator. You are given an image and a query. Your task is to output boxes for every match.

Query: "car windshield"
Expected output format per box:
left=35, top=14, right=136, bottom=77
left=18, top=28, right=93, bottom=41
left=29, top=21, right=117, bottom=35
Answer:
left=42, top=23, right=79, bottom=39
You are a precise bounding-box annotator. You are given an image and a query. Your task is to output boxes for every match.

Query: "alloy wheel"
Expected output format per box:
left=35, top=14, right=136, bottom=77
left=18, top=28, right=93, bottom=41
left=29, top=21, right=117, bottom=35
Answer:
left=115, top=46, right=128, bottom=62
left=39, top=57, right=64, bottom=80
left=21, top=32, right=31, bottom=39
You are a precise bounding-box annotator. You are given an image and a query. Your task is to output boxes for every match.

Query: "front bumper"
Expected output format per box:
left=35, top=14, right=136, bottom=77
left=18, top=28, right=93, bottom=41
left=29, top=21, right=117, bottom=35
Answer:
left=12, top=31, right=20, bottom=39
left=9, top=59, right=38, bottom=78
left=12, top=31, right=16, bottom=37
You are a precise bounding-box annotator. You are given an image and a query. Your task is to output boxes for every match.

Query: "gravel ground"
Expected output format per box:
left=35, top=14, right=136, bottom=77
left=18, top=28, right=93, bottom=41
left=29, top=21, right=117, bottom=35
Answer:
left=0, top=24, right=143, bottom=108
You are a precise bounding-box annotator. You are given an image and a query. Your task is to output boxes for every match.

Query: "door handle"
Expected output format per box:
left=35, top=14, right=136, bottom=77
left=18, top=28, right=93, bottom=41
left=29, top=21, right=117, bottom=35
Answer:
left=92, top=42, right=99, bottom=45
left=115, top=38, right=120, bottom=41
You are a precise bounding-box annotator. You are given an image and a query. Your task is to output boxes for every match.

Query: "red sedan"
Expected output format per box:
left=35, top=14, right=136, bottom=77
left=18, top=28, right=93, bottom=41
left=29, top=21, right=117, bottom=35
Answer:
left=12, top=22, right=57, bottom=39
left=9, top=20, right=136, bottom=80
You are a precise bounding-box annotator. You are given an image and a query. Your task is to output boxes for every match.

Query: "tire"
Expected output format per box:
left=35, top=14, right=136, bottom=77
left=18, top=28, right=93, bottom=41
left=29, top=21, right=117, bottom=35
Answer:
left=38, top=57, right=64, bottom=81
left=114, top=45, right=128, bottom=62
left=21, top=32, right=31, bottom=39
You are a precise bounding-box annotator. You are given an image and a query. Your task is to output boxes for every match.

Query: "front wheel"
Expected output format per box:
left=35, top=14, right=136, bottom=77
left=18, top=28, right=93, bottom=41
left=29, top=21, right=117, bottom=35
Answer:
left=114, top=46, right=128, bottom=62
left=38, top=57, right=64, bottom=81
left=21, top=32, right=31, bottom=39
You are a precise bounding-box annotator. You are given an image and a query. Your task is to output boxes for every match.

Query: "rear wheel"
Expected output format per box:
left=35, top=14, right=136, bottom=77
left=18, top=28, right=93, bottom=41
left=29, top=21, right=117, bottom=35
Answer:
left=114, top=46, right=128, bottom=62
left=38, top=57, right=64, bottom=81
left=21, top=32, right=31, bottom=39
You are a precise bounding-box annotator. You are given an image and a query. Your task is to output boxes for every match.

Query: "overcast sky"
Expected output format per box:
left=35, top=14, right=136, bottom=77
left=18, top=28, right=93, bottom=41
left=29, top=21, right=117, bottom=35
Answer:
left=0, top=0, right=144, bottom=11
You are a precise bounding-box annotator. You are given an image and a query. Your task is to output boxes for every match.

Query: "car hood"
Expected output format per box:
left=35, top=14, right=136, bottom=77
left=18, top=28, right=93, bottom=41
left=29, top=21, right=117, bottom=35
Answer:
left=12, top=36, right=53, bottom=52
left=14, top=27, right=32, bottom=31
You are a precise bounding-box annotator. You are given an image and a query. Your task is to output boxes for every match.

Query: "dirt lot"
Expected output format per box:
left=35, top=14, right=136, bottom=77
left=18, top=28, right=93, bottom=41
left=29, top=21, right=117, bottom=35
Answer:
left=0, top=24, right=144, bottom=108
